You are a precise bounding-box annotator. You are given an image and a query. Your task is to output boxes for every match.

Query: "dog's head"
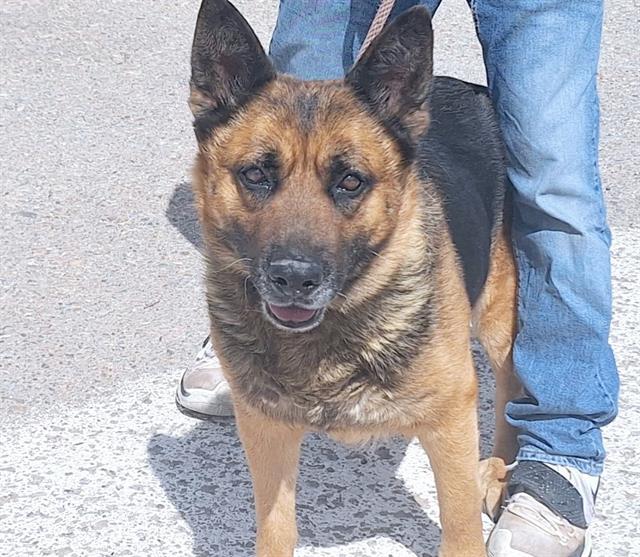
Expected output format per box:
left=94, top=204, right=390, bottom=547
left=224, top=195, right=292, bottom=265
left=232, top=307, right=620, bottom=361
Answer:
left=190, top=0, right=433, bottom=333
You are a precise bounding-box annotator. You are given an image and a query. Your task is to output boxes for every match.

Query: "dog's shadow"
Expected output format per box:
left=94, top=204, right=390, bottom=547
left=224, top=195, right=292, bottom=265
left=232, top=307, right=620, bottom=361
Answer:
left=149, top=426, right=443, bottom=557
left=158, top=183, right=497, bottom=556
left=166, top=181, right=203, bottom=253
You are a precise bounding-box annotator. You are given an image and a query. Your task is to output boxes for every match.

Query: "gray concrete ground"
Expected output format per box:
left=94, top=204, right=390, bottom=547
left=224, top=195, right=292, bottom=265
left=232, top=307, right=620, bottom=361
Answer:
left=1, top=0, right=638, bottom=555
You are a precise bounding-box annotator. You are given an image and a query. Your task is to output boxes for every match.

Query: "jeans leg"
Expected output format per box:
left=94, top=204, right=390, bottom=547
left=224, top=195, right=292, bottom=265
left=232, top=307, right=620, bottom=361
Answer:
left=470, top=0, right=619, bottom=475
left=269, top=0, right=442, bottom=79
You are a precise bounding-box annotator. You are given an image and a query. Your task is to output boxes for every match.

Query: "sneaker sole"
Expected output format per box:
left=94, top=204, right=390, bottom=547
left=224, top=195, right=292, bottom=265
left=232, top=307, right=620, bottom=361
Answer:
left=488, top=540, right=591, bottom=557
left=579, top=532, right=592, bottom=557
left=175, top=393, right=235, bottom=422
left=569, top=521, right=592, bottom=557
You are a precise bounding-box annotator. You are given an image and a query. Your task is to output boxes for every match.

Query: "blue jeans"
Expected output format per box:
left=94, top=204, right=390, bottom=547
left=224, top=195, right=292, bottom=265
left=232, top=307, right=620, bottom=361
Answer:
left=269, top=0, right=619, bottom=476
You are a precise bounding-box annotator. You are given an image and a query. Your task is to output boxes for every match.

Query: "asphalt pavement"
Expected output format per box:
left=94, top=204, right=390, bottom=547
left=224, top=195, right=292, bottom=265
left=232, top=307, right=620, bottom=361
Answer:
left=1, top=0, right=638, bottom=555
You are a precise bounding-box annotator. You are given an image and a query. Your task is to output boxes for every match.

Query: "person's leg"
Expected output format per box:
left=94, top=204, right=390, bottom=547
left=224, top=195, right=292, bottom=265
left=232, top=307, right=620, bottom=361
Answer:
left=470, top=0, right=619, bottom=553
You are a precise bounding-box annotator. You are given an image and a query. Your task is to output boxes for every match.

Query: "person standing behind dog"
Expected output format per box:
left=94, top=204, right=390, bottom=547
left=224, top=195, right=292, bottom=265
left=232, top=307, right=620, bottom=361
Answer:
left=175, top=1, right=618, bottom=555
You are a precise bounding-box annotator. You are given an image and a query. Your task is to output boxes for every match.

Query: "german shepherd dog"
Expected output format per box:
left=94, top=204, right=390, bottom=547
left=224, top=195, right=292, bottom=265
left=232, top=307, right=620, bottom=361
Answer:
left=188, top=1, right=520, bottom=555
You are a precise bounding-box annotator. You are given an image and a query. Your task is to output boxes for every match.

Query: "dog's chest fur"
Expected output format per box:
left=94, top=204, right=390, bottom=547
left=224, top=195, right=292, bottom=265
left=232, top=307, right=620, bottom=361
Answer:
left=208, top=270, right=436, bottom=430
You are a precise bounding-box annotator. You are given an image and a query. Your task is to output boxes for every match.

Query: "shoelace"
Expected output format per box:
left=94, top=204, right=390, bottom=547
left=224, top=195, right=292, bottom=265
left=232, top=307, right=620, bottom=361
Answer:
left=506, top=493, right=579, bottom=546
left=195, top=336, right=214, bottom=363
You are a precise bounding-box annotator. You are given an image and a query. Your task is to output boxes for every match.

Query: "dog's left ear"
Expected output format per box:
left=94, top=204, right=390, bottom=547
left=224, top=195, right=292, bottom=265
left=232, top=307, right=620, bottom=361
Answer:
left=346, top=7, right=433, bottom=147
left=189, top=0, right=275, bottom=141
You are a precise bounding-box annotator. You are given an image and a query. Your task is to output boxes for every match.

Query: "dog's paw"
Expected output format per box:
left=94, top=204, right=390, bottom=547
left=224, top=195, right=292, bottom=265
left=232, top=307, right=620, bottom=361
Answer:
left=478, top=457, right=510, bottom=521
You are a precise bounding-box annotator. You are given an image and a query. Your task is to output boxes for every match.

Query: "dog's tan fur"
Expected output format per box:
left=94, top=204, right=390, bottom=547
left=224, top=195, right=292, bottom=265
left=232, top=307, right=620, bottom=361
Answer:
left=188, top=2, right=519, bottom=555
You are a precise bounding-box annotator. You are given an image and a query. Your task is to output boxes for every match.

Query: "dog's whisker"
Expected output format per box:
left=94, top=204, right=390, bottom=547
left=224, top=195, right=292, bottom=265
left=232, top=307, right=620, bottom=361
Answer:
left=242, top=276, right=259, bottom=314
left=242, top=276, right=250, bottom=305
left=217, top=257, right=253, bottom=273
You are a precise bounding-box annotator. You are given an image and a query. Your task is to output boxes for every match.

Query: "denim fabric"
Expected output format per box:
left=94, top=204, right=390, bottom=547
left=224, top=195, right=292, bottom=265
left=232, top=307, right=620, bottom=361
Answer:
left=269, top=0, right=619, bottom=475
left=269, top=0, right=441, bottom=79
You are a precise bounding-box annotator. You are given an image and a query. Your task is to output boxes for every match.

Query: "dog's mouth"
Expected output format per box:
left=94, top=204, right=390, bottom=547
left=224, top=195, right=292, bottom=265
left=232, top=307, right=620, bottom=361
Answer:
left=265, top=303, right=325, bottom=332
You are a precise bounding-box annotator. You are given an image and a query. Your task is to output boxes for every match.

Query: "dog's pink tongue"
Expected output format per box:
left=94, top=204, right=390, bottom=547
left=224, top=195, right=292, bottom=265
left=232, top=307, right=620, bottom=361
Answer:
left=269, top=304, right=316, bottom=323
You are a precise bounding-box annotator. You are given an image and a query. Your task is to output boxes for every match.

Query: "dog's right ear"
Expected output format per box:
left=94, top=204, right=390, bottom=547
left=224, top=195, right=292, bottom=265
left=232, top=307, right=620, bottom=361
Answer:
left=189, top=0, right=275, bottom=141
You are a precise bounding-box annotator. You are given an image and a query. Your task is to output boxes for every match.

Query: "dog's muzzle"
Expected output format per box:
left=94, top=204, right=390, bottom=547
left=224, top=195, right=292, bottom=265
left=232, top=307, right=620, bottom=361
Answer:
left=256, top=252, right=336, bottom=332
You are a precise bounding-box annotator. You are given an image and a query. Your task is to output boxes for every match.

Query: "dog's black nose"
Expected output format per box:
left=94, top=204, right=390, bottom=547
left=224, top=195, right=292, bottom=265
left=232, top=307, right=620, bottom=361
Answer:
left=267, top=258, right=323, bottom=295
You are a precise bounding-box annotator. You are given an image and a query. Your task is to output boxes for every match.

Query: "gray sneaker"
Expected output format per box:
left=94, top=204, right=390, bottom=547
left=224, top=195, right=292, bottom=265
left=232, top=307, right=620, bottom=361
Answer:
left=175, top=337, right=235, bottom=419
left=487, top=460, right=598, bottom=557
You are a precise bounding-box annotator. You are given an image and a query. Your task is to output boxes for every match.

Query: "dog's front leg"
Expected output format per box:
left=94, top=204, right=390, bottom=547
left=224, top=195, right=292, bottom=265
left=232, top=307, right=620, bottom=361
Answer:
left=419, top=390, right=486, bottom=557
left=235, top=402, right=304, bottom=557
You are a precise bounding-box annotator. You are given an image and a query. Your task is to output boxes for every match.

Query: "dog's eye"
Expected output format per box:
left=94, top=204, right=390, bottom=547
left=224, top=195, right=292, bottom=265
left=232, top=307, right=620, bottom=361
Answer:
left=339, top=174, right=362, bottom=192
left=337, top=173, right=364, bottom=195
left=238, top=165, right=275, bottom=197
left=241, top=166, right=267, bottom=185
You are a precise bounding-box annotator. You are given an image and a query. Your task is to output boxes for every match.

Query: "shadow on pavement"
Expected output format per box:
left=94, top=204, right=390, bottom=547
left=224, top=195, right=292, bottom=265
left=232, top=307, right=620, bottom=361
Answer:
left=475, top=345, right=497, bottom=460
left=166, top=181, right=203, bottom=252
left=149, top=425, right=442, bottom=557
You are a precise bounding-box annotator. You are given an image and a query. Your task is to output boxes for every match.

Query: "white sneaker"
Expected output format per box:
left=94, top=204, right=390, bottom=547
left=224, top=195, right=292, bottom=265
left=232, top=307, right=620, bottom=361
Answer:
left=487, top=460, right=598, bottom=557
left=175, top=337, right=234, bottom=419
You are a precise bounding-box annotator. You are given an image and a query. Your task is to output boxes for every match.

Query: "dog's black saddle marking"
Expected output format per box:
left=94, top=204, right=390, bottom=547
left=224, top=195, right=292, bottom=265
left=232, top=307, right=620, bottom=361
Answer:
left=419, top=77, right=507, bottom=305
